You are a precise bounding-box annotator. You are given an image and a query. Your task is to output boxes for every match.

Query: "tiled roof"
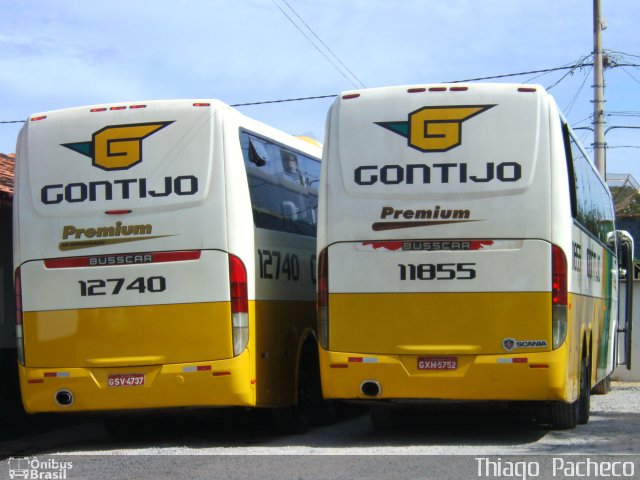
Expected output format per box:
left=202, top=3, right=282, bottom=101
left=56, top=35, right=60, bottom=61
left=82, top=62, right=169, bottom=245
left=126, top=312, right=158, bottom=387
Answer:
left=0, top=153, right=15, bottom=198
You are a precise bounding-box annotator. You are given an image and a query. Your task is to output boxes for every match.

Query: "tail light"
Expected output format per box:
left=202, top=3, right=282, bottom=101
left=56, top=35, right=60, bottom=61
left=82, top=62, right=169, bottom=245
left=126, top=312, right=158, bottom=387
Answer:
left=229, top=254, right=248, bottom=356
left=15, top=268, right=25, bottom=365
left=551, top=245, right=568, bottom=349
left=317, top=248, right=329, bottom=349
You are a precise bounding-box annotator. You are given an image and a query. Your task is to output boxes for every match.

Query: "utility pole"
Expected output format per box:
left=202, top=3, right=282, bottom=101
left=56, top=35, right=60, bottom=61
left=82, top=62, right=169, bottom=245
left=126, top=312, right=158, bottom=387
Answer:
left=593, top=0, right=606, bottom=177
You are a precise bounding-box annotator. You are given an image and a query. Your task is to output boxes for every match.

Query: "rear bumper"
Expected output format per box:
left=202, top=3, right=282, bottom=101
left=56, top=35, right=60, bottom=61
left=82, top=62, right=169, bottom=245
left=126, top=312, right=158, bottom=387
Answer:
left=319, top=343, right=570, bottom=403
left=19, top=349, right=255, bottom=414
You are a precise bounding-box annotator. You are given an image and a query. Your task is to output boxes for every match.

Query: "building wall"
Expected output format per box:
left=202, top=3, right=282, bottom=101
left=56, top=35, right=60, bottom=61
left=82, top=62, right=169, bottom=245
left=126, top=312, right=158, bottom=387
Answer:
left=613, top=279, right=640, bottom=381
left=0, top=195, right=20, bottom=416
left=0, top=196, right=14, bottom=350
left=617, top=218, right=640, bottom=260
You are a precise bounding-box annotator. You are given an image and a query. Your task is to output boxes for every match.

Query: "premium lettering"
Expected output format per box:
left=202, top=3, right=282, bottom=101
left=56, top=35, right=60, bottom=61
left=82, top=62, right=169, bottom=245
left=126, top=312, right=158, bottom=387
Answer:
left=62, top=222, right=152, bottom=240
left=380, top=206, right=470, bottom=220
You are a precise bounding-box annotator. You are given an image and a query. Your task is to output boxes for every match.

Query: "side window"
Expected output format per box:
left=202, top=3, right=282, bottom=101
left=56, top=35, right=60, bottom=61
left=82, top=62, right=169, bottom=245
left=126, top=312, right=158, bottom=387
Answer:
left=564, top=123, right=615, bottom=244
left=240, top=131, right=320, bottom=237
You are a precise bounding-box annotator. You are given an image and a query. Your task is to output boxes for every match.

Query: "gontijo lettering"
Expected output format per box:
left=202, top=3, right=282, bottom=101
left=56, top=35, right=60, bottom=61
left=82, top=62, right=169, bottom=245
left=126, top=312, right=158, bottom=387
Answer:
left=41, top=175, right=198, bottom=204
left=354, top=162, right=521, bottom=186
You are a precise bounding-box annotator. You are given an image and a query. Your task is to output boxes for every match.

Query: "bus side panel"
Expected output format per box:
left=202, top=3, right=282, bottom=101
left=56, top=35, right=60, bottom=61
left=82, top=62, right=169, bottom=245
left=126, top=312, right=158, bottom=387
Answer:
left=253, top=300, right=315, bottom=406
left=569, top=223, right=617, bottom=387
left=252, top=229, right=317, bottom=407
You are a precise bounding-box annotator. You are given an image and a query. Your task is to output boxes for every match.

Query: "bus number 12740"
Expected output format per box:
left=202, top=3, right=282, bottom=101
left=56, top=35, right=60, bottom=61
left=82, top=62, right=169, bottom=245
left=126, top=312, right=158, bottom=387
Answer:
left=78, top=276, right=167, bottom=296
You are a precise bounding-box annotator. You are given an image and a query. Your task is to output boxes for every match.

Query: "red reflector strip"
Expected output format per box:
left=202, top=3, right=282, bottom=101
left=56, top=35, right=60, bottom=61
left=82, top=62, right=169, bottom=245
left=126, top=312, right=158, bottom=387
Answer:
left=129, top=105, right=146, bottom=109
left=183, top=365, right=212, bottom=373
left=44, top=371, right=70, bottom=377
left=497, top=358, right=528, bottom=364
left=529, top=364, right=549, bottom=369
left=429, top=87, right=447, bottom=92
left=152, top=251, right=201, bottom=263
left=105, top=210, right=132, bottom=215
left=193, top=103, right=211, bottom=107
left=348, top=357, right=378, bottom=363
left=30, top=116, right=47, bottom=121
left=44, top=250, right=201, bottom=269
left=110, top=106, right=126, bottom=110
left=342, top=93, right=360, bottom=99
left=407, top=87, right=426, bottom=93
left=450, top=86, right=469, bottom=91
left=518, top=87, right=537, bottom=93
left=90, top=108, right=107, bottom=112
left=362, top=240, right=494, bottom=252
left=28, top=379, right=44, bottom=384
left=330, top=364, right=348, bottom=368
left=212, top=371, right=231, bottom=377
left=45, top=257, right=91, bottom=268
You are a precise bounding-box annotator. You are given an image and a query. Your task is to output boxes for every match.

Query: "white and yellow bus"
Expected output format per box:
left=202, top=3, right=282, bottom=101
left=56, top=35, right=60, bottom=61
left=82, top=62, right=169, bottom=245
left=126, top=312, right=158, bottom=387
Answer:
left=317, top=83, right=633, bottom=429
left=14, top=99, right=323, bottom=433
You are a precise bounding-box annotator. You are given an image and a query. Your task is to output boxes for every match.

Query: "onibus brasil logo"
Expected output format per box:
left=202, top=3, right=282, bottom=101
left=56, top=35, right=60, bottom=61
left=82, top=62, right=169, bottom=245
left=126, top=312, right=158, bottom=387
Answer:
left=7, top=457, right=73, bottom=479
left=62, top=121, right=173, bottom=171
left=375, top=104, right=495, bottom=152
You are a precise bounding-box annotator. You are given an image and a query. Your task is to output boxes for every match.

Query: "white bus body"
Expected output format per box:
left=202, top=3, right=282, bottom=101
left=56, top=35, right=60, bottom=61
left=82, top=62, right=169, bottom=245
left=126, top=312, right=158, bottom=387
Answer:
left=14, top=99, right=322, bottom=432
left=317, top=83, right=630, bottom=429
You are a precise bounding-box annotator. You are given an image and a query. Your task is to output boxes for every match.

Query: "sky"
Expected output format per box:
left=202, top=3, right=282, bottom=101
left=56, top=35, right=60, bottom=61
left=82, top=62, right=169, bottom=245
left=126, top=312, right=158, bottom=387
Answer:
left=1, top=0, right=639, bottom=181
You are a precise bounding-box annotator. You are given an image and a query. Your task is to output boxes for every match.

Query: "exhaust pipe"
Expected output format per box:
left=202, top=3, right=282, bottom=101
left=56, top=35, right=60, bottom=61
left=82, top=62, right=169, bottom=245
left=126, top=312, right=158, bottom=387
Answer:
left=55, top=390, right=74, bottom=407
left=360, top=380, right=381, bottom=397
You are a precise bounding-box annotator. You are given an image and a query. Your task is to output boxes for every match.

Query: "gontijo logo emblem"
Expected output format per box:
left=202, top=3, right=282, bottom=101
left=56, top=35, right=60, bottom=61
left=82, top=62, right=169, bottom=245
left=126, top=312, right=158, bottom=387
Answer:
left=375, top=105, right=495, bottom=152
left=62, top=122, right=173, bottom=171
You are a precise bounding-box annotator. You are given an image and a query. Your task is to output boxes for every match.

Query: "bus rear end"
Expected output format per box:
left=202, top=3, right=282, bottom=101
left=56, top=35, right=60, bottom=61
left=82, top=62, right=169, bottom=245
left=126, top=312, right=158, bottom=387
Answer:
left=14, top=100, right=254, bottom=413
left=318, top=84, right=574, bottom=407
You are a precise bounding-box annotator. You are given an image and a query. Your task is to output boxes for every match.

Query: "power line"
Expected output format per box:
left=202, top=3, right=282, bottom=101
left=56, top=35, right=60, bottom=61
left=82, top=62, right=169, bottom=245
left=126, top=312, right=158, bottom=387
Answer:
left=231, top=94, right=337, bottom=107
left=280, top=0, right=365, bottom=89
left=2, top=59, right=637, bottom=124
left=562, top=66, right=593, bottom=115
left=272, top=0, right=364, bottom=89
left=447, top=64, right=591, bottom=83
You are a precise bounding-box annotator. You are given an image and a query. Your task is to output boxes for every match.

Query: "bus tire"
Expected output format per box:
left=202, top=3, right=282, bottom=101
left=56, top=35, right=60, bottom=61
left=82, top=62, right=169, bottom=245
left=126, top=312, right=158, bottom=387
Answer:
left=272, top=357, right=314, bottom=435
left=313, top=398, right=339, bottom=426
left=591, top=375, right=611, bottom=395
left=369, top=405, right=396, bottom=431
left=577, top=355, right=591, bottom=425
left=549, top=400, right=578, bottom=429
